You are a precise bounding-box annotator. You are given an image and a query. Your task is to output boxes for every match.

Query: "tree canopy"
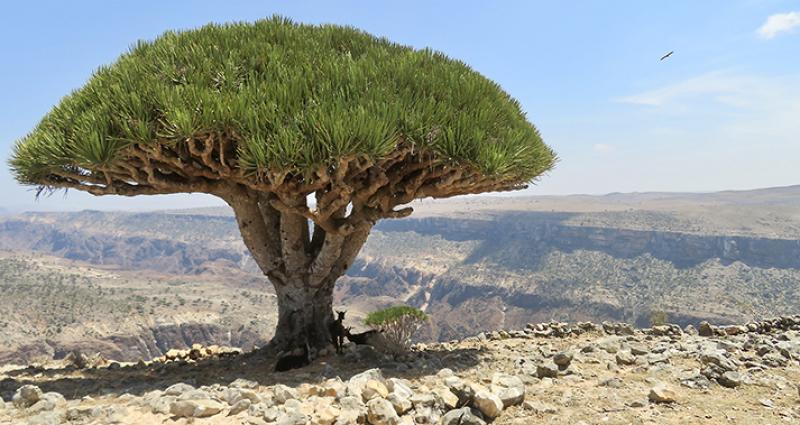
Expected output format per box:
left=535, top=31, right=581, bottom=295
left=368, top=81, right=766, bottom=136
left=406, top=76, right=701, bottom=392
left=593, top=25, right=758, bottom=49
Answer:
left=10, top=15, right=555, bottom=208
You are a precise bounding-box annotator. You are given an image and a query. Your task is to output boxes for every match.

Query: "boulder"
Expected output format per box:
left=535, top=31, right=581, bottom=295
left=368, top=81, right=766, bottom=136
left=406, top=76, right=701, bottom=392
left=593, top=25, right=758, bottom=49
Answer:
left=337, top=396, right=367, bottom=424
left=718, top=371, right=743, bottom=388
left=387, top=392, right=413, bottom=415
left=648, top=383, right=677, bottom=404
left=362, top=379, right=389, bottom=401
left=490, top=373, right=525, bottom=407
left=596, top=336, right=622, bottom=354
left=230, top=378, right=259, bottom=389
left=698, top=321, right=714, bottom=337
left=28, top=392, right=66, bottom=413
left=444, top=376, right=475, bottom=405
left=276, top=411, right=309, bottom=425
left=471, top=386, right=504, bottom=419
left=273, top=384, right=300, bottom=404
left=433, top=386, right=459, bottom=409
left=12, top=385, right=44, bottom=409
left=170, top=399, right=225, bottom=418
left=164, top=383, right=195, bottom=397
left=615, top=350, right=636, bottom=365
left=26, top=412, right=65, bottom=425
left=367, top=398, right=400, bottom=425
left=228, top=398, right=251, bottom=415
left=441, top=407, right=487, bottom=425
left=410, top=392, right=437, bottom=408
left=311, top=404, right=340, bottom=425
left=536, top=361, right=559, bottom=378
left=320, top=377, right=347, bottom=398
left=412, top=405, right=443, bottom=424
left=553, top=352, right=573, bottom=367
left=347, top=368, right=385, bottom=400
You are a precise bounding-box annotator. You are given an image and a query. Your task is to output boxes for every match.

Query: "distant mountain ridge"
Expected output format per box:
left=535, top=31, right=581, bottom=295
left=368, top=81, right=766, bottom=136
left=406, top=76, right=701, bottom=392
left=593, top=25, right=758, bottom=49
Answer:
left=0, top=185, right=798, bottom=362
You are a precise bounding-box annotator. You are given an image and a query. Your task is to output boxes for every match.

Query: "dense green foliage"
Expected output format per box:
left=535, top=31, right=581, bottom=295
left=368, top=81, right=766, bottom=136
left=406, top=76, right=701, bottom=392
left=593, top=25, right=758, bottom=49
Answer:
left=364, top=305, right=428, bottom=327
left=10, top=16, right=554, bottom=189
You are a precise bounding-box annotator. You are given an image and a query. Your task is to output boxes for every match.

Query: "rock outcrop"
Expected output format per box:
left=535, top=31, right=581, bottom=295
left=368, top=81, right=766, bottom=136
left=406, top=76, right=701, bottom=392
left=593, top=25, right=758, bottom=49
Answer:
left=2, top=316, right=800, bottom=424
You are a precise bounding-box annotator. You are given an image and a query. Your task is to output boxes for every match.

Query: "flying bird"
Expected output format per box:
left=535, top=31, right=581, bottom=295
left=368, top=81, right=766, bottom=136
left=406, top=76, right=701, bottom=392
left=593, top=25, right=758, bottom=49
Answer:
left=660, top=51, right=674, bottom=61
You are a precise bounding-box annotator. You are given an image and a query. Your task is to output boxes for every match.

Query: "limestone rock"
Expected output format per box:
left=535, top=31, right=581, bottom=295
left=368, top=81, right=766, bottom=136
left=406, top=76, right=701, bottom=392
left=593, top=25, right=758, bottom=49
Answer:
left=444, top=376, right=475, bottom=406
left=387, top=392, right=413, bottom=415
left=433, top=386, right=459, bottom=409
left=28, top=392, right=66, bottom=413
left=13, top=385, right=43, bottom=409
left=536, top=361, right=559, bottom=378
left=170, top=399, right=225, bottom=418
left=362, top=379, right=389, bottom=401
left=230, top=378, right=259, bottom=389
left=273, top=384, right=300, bottom=404
left=410, top=392, right=437, bottom=409
left=616, top=350, right=637, bottom=365
left=337, top=396, right=367, bottom=424
left=441, top=406, right=487, bottom=425
left=698, top=321, right=714, bottom=337
left=718, top=371, right=743, bottom=388
left=164, top=382, right=195, bottom=397
left=490, top=373, right=525, bottom=407
left=347, top=368, right=384, bottom=400
left=648, top=383, right=677, bottom=404
left=471, top=386, right=504, bottom=419
left=320, top=377, right=347, bottom=398
left=367, top=398, right=400, bottom=425
left=228, top=398, right=251, bottom=415
left=553, top=351, right=573, bottom=367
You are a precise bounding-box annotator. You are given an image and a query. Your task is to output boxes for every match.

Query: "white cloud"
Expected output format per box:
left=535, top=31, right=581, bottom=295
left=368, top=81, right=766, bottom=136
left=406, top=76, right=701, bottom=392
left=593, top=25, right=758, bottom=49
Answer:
left=757, top=11, right=800, bottom=39
left=616, top=71, right=793, bottom=109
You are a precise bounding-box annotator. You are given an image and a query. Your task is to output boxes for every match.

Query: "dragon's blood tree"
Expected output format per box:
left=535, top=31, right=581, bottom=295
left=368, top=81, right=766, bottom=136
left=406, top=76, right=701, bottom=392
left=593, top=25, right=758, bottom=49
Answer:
left=9, top=17, right=555, bottom=354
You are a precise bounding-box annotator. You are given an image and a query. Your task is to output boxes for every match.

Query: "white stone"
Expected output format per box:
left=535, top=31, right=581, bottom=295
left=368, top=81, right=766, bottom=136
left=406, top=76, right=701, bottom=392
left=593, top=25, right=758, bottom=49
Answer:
left=367, top=398, right=400, bottom=425
left=169, top=399, right=225, bottom=418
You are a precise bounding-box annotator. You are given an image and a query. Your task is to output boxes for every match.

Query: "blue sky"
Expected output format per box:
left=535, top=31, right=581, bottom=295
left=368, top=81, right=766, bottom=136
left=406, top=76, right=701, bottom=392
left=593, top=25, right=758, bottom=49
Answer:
left=1, top=1, right=799, bottom=211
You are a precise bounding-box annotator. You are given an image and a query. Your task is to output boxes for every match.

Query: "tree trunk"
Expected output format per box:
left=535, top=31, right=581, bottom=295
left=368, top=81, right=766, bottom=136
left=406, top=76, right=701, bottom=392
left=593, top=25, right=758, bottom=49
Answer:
left=271, top=277, right=336, bottom=353
left=226, top=188, right=371, bottom=355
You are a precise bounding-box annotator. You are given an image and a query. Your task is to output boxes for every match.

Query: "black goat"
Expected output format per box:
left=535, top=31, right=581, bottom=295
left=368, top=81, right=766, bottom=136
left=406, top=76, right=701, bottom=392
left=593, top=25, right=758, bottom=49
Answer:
left=345, top=327, right=383, bottom=345
left=274, top=343, right=310, bottom=372
left=328, top=310, right=347, bottom=354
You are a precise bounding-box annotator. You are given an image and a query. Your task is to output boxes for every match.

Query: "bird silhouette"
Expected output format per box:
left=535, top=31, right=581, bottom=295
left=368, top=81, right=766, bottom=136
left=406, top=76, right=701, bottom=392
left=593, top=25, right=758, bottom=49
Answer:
left=660, top=51, right=674, bottom=61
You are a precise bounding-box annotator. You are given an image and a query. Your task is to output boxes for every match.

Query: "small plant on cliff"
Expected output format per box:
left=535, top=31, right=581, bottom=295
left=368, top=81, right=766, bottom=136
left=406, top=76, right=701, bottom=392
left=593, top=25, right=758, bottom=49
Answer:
left=649, top=310, right=669, bottom=327
left=365, top=306, right=428, bottom=353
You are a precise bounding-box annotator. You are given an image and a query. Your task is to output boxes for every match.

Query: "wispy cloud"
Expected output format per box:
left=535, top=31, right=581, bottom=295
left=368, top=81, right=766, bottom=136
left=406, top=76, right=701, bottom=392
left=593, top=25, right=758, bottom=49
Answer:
left=616, top=71, right=792, bottom=109
left=757, top=11, right=800, bottom=39
left=616, top=70, right=800, bottom=143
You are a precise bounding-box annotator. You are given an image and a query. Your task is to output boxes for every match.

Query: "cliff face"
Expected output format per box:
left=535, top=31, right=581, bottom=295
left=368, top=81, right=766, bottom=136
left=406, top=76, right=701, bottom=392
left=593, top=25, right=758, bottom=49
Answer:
left=1, top=194, right=800, bottom=363
left=0, top=220, right=243, bottom=274
left=376, top=215, right=800, bottom=270
left=2, top=322, right=269, bottom=365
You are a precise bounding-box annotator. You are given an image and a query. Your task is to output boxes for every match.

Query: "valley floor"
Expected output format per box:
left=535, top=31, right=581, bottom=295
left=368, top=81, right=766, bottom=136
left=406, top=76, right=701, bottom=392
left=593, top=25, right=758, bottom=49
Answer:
left=1, top=318, right=800, bottom=424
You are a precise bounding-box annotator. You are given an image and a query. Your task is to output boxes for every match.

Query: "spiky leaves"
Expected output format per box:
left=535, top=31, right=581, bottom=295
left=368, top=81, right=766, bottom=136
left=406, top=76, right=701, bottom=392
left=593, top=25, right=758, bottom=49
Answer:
left=10, top=16, right=554, bottom=209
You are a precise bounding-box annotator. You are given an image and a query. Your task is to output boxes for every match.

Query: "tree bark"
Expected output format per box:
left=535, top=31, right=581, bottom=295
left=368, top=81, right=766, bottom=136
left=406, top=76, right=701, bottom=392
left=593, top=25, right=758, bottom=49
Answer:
left=271, top=278, right=336, bottom=353
left=226, top=187, right=372, bottom=355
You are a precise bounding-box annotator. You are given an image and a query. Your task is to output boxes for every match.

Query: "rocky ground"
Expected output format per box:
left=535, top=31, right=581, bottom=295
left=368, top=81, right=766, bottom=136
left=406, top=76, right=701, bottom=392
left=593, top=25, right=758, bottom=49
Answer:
left=1, top=317, right=800, bottom=425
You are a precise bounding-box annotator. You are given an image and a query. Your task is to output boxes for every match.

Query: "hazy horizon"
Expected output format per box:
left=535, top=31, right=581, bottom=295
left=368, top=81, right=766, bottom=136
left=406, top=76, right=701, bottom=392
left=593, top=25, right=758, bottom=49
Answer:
left=4, top=182, right=799, bottom=214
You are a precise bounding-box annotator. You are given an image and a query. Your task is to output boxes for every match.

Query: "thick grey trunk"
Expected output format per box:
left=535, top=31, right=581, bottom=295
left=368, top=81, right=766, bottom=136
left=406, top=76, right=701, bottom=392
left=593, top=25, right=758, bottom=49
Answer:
left=226, top=189, right=371, bottom=355
left=271, top=278, right=335, bottom=353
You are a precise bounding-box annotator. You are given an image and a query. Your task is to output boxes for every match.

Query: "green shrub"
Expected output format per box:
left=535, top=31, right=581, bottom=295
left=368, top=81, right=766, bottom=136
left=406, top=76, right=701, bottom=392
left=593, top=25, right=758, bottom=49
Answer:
left=365, top=306, right=428, bottom=353
left=649, top=310, right=669, bottom=327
